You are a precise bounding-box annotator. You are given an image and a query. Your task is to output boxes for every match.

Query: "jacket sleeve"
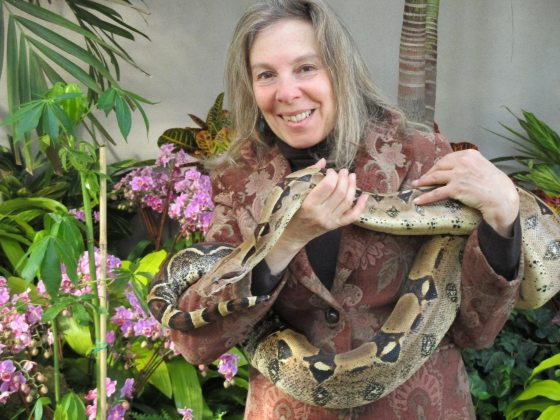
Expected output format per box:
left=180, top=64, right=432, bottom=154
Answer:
left=449, top=228, right=522, bottom=349
left=169, top=166, right=288, bottom=365
left=407, top=130, right=522, bottom=349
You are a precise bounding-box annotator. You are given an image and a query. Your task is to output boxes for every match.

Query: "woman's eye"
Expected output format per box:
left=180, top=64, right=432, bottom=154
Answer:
left=256, top=71, right=274, bottom=81
left=299, top=64, right=316, bottom=73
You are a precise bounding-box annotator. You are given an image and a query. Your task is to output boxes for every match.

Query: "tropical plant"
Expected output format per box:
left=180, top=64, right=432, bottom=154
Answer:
left=0, top=0, right=151, bottom=172
left=157, top=92, right=232, bottom=160
left=0, top=80, right=150, bottom=419
left=463, top=307, right=560, bottom=419
left=0, top=144, right=134, bottom=277
left=489, top=109, right=560, bottom=202
left=505, top=353, right=560, bottom=419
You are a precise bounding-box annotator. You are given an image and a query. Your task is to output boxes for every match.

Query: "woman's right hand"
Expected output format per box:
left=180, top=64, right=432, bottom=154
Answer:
left=264, top=158, right=368, bottom=275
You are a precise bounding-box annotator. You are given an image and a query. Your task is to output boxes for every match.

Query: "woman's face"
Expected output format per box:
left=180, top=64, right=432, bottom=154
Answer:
left=250, top=18, right=336, bottom=149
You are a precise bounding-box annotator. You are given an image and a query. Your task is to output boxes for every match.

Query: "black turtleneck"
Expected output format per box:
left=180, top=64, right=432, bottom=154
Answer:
left=250, top=140, right=521, bottom=297
left=252, top=139, right=340, bottom=295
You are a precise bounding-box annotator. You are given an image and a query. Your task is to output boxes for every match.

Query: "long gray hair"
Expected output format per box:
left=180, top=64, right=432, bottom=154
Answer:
left=219, top=0, right=403, bottom=169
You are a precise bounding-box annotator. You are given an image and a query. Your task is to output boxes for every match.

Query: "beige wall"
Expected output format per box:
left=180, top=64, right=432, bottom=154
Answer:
left=2, top=0, right=559, bottom=163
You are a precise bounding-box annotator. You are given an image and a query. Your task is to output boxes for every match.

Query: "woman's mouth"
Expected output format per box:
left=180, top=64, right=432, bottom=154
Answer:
left=281, top=110, right=313, bottom=123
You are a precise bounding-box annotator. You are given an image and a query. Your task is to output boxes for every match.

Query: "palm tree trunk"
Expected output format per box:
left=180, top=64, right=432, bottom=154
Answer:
left=398, top=0, right=428, bottom=123
left=425, top=0, right=440, bottom=126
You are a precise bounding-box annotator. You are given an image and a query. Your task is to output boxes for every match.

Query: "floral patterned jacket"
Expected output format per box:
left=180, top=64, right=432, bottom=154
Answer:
left=170, top=114, right=522, bottom=420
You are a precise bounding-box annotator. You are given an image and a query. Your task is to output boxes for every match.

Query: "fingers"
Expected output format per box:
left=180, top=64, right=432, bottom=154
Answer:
left=300, top=167, right=364, bottom=231
left=413, top=184, right=452, bottom=206
left=410, top=149, right=520, bottom=233
left=310, top=157, right=327, bottom=169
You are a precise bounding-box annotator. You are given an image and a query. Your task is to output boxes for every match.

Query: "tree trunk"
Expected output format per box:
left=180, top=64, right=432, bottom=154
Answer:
left=425, top=0, right=440, bottom=126
left=398, top=0, right=428, bottom=123
left=397, top=0, right=440, bottom=127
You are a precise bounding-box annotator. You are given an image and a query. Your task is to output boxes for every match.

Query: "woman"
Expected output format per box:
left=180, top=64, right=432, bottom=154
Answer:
left=170, top=0, right=522, bottom=418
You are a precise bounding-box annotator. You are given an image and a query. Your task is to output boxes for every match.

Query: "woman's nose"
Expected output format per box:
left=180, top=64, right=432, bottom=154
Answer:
left=275, top=76, right=300, bottom=104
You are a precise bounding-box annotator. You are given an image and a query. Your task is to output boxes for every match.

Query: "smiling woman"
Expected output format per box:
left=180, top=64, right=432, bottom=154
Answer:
left=166, top=1, right=526, bottom=419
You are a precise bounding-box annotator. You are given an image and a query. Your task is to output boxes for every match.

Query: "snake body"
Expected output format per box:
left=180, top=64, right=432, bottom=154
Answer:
left=148, top=167, right=560, bottom=409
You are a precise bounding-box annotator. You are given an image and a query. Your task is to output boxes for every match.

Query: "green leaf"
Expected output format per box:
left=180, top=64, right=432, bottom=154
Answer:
left=0, top=100, right=38, bottom=126
left=53, top=238, right=79, bottom=284
left=71, top=302, right=90, bottom=325
left=0, top=196, right=67, bottom=214
left=26, top=37, right=101, bottom=93
left=167, top=358, right=204, bottom=420
left=0, top=238, right=26, bottom=273
left=7, top=0, right=114, bottom=47
left=7, top=15, right=19, bottom=113
left=53, top=391, right=86, bottom=420
left=132, top=342, right=172, bottom=398
left=115, top=93, right=132, bottom=139
left=58, top=314, right=94, bottom=356
left=130, top=96, right=151, bottom=133
left=157, top=127, right=199, bottom=154
left=49, top=101, right=76, bottom=137
left=517, top=380, right=560, bottom=401
left=532, top=355, right=560, bottom=379
left=18, top=34, right=31, bottom=105
left=73, top=4, right=134, bottom=39
left=33, top=52, right=64, bottom=85
left=20, top=233, right=49, bottom=282
left=135, top=250, right=167, bottom=286
left=72, top=0, right=150, bottom=40
left=28, top=50, right=49, bottom=99
left=42, top=297, right=76, bottom=322
left=13, top=103, right=45, bottom=141
left=97, top=87, right=117, bottom=114
left=59, top=215, right=84, bottom=258
left=506, top=399, right=551, bottom=420
left=122, top=88, right=157, bottom=105
left=40, top=237, right=63, bottom=296
left=15, top=16, right=118, bottom=86
left=41, top=104, right=60, bottom=140
left=31, top=396, right=52, bottom=420
left=539, top=404, right=560, bottom=420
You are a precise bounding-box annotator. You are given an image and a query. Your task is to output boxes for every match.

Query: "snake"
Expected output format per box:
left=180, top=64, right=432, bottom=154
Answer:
left=147, top=166, right=560, bottom=409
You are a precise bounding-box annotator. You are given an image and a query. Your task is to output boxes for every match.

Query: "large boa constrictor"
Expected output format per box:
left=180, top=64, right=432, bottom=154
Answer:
left=148, top=167, right=560, bottom=409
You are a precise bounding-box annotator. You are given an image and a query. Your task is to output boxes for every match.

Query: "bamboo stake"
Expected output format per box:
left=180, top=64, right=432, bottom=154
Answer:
left=98, top=144, right=108, bottom=419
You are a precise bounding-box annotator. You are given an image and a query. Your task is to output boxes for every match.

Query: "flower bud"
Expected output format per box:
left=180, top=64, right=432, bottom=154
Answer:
left=43, top=351, right=50, bottom=359
left=39, top=385, right=48, bottom=395
left=20, top=383, right=31, bottom=394
left=25, top=395, right=34, bottom=403
left=36, top=373, right=45, bottom=383
left=121, top=401, right=130, bottom=410
left=198, top=364, right=208, bottom=377
left=31, top=348, right=39, bottom=356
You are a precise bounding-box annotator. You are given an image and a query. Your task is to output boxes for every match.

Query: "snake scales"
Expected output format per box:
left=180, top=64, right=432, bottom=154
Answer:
left=148, top=166, right=560, bottom=409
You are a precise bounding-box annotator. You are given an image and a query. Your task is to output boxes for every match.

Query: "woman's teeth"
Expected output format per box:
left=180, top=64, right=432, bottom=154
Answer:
left=282, top=110, right=312, bottom=123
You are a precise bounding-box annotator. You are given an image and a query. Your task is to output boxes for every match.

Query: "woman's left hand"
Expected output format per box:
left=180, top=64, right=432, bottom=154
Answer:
left=411, top=149, right=519, bottom=237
